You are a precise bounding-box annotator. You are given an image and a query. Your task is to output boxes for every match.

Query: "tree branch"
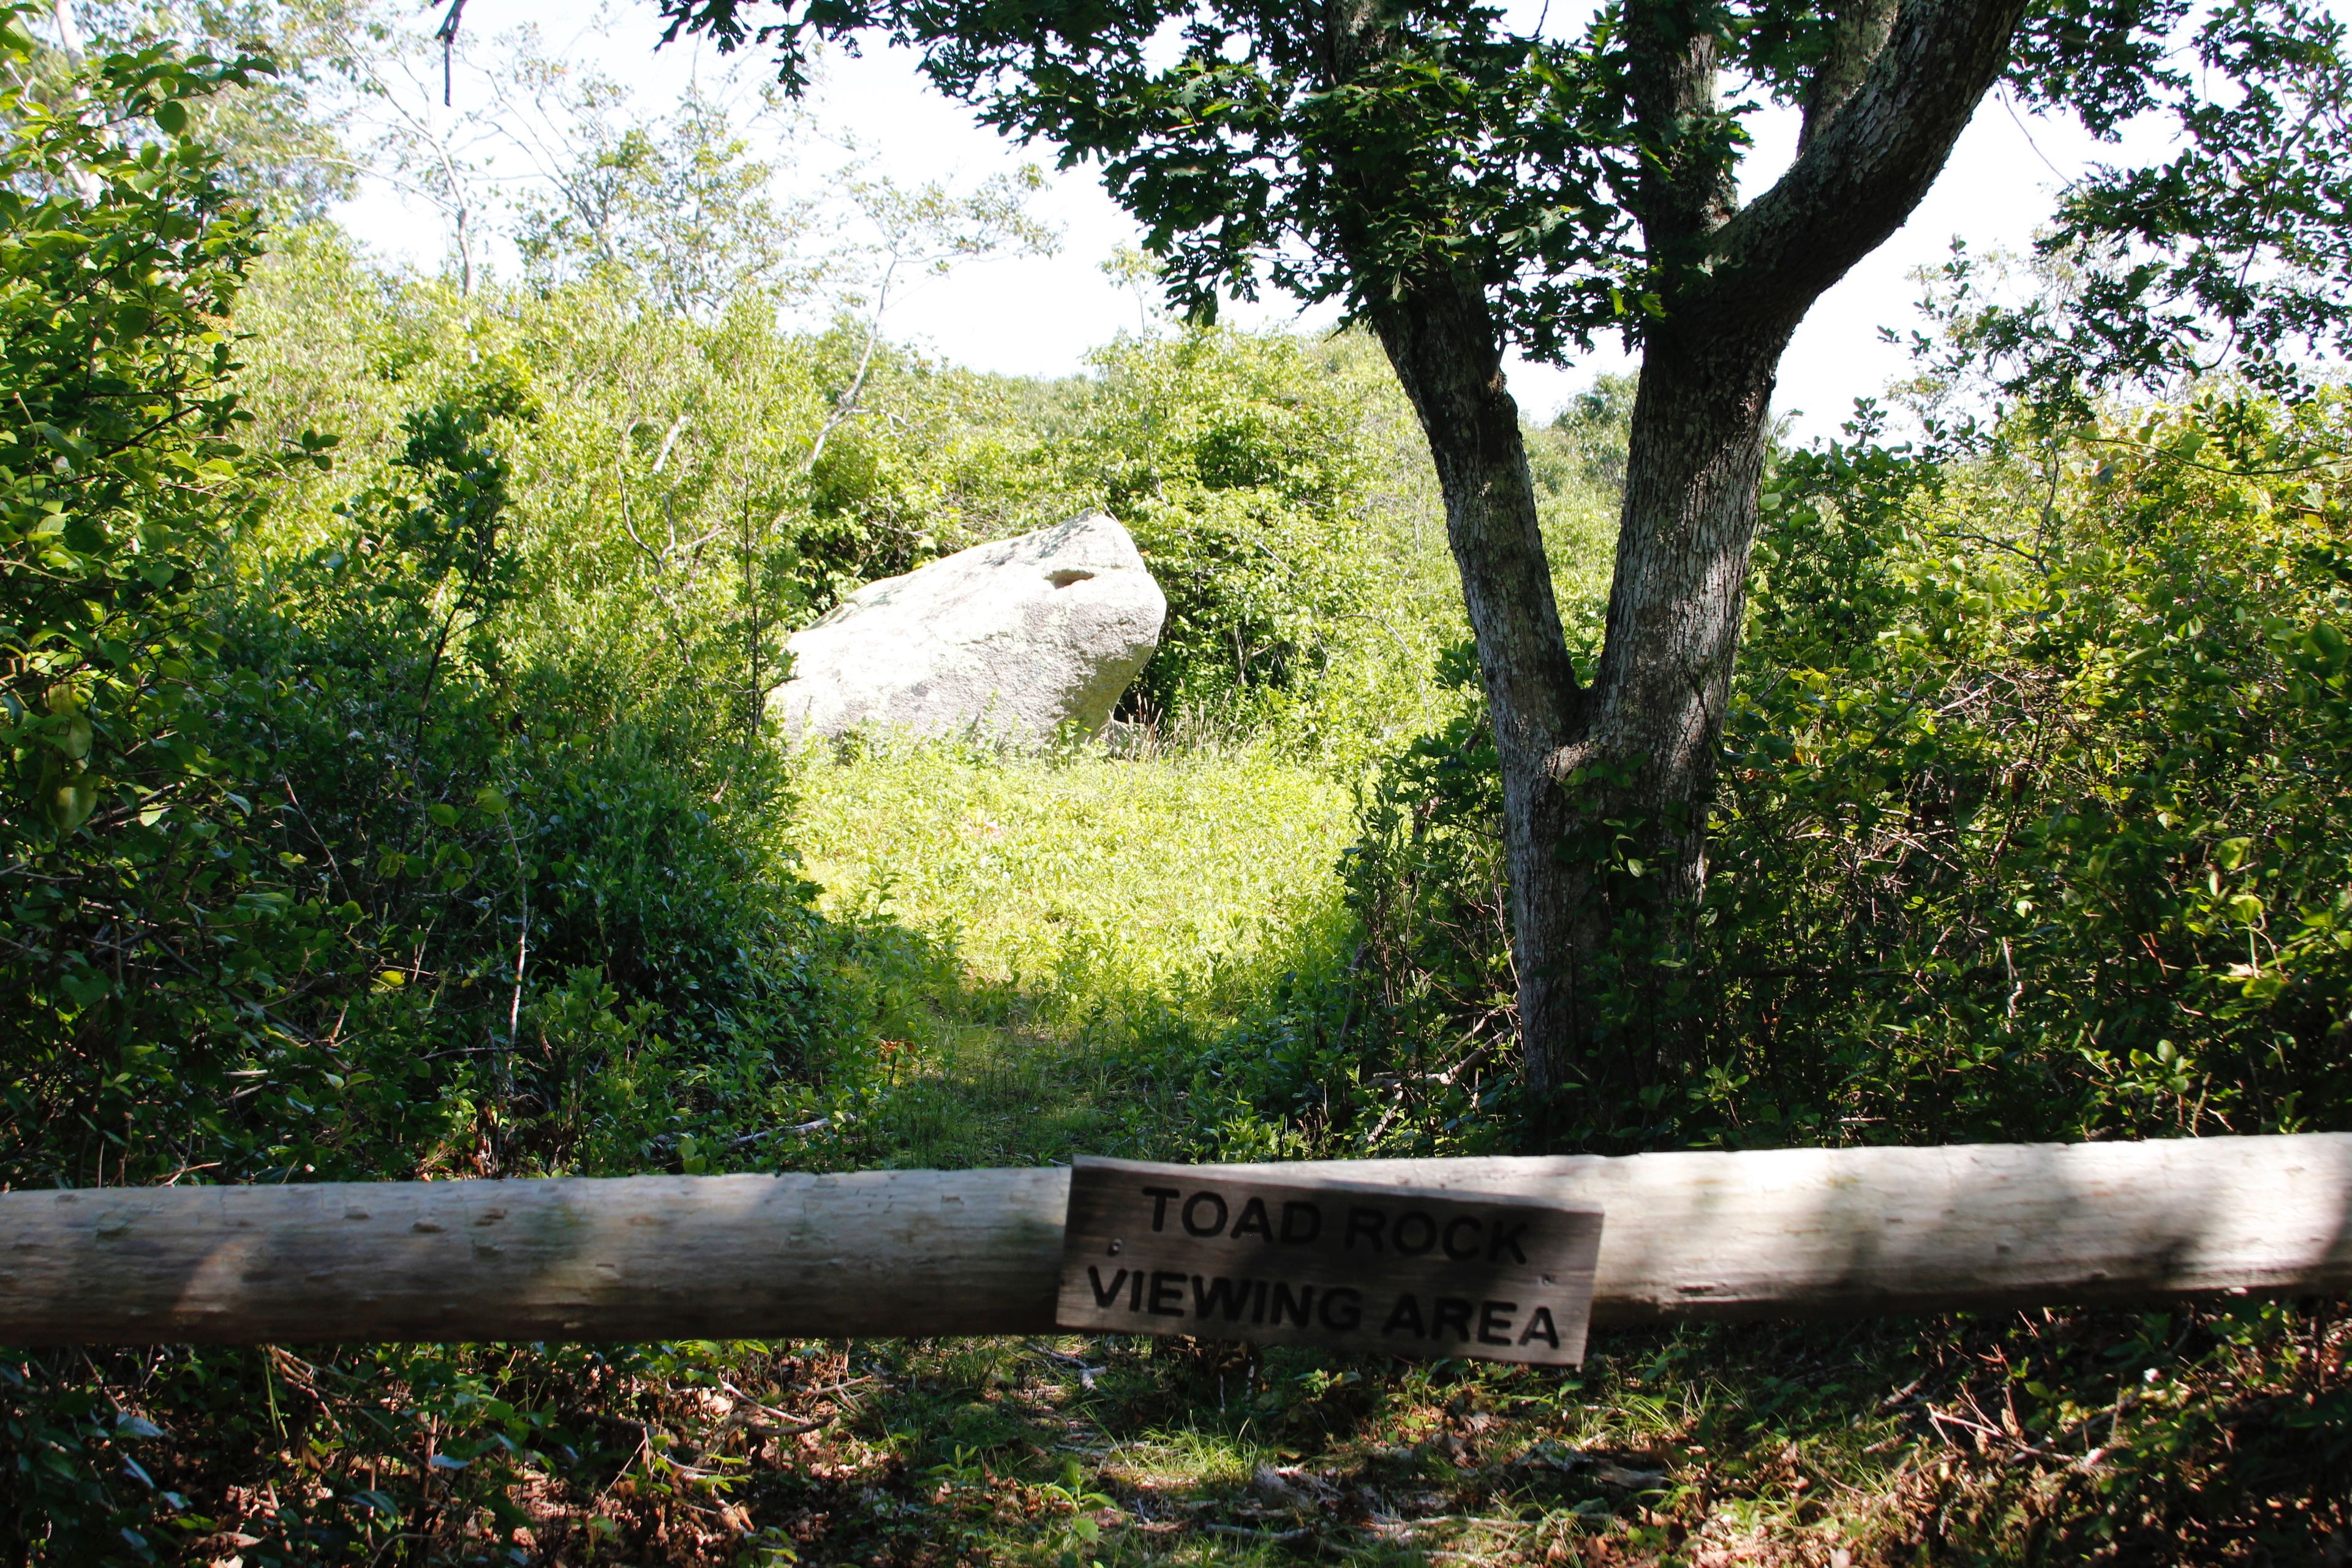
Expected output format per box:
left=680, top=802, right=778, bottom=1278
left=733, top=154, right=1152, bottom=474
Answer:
left=1704, top=0, right=2031, bottom=323
left=1623, top=0, right=1738, bottom=261
left=1799, top=0, right=1906, bottom=155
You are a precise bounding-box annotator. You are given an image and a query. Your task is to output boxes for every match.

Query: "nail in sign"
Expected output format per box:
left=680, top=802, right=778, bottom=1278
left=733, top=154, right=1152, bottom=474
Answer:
left=1055, top=1156, right=1603, bottom=1366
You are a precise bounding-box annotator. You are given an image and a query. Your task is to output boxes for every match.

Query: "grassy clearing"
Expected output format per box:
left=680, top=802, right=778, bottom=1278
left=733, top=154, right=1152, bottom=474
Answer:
left=794, top=739, right=1355, bottom=1024
left=783, top=739, right=1356, bottom=1170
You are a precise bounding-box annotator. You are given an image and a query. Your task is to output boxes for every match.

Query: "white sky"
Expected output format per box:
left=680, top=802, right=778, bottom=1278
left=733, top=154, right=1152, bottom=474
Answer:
left=335, top=0, right=2183, bottom=441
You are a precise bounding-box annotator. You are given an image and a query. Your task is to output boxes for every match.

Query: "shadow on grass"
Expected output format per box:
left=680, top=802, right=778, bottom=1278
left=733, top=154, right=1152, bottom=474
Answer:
left=777, top=873, right=1362, bottom=1177
left=586, top=1298, right=2339, bottom=1568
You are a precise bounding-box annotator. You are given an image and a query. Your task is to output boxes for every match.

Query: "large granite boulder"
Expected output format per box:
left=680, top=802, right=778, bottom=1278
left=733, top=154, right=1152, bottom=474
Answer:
left=773, top=512, right=1166, bottom=747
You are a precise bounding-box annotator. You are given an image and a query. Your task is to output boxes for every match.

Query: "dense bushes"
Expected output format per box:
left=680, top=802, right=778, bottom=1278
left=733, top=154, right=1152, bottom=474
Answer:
left=0, top=25, right=325, bottom=1190
left=0, top=35, right=864, bottom=1562
left=1073, top=329, right=1401, bottom=720
left=0, top=127, right=845, bottom=1188
left=0, top=15, right=1464, bottom=1552
left=1204, top=396, right=2352, bottom=1158
left=1697, top=398, right=2352, bottom=1147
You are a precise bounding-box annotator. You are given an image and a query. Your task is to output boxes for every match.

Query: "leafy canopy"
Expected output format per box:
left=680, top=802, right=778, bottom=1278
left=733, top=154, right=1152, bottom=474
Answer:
left=658, top=0, right=2352, bottom=393
left=1929, top=0, right=2352, bottom=409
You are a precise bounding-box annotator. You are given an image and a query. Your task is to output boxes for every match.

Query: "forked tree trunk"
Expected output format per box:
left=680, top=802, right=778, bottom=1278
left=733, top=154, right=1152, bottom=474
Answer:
left=1366, top=0, right=2033, bottom=1132
left=1352, top=0, right=2028, bottom=1133
left=1378, top=288, right=1796, bottom=1111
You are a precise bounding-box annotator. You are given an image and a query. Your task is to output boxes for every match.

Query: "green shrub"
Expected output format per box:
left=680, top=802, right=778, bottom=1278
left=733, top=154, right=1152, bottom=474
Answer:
left=1259, top=394, right=2352, bottom=1156
left=0, top=31, right=867, bottom=1561
left=1067, top=328, right=1421, bottom=726
left=0, top=19, right=318, bottom=1190
left=1699, top=395, right=2352, bottom=1147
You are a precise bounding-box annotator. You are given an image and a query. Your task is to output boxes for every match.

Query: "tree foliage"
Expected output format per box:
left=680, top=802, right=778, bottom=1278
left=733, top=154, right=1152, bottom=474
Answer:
left=0, top=11, right=303, bottom=1146
left=660, top=0, right=2352, bottom=384
left=1937, top=0, right=2352, bottom=409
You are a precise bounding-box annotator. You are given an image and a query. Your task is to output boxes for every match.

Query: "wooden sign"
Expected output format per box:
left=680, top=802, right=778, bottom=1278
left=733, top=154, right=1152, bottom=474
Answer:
left=1054, top=1156, right=1604, bottom=1365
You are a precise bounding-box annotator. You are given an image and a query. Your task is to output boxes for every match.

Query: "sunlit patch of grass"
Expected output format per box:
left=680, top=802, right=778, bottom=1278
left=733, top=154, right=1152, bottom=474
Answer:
left=794, top=736, right=1355, bottom=1028
left=1101, top=1426, right=1264, bottom=1492
left=785, top=736, right=1357, bottom=1170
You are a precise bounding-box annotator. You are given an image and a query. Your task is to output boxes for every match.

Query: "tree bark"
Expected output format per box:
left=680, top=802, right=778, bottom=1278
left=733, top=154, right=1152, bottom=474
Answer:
left=1516, top=322, right=1798, bottom=1105
left=1577, top=325, right=1789, bottom=897
left=1365, top=275, right=1588, bottom=1099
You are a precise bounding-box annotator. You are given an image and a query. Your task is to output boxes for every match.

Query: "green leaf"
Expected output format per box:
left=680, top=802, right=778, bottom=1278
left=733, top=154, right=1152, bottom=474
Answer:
left=45, top=773, right=96, bottom=832
left=52, top=715, right=91, bottom=761
left=59, top=967, right=111, bottom=1010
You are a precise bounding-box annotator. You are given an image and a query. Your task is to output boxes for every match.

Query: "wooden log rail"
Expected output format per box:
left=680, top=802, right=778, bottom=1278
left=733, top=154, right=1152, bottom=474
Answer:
left=1, top=1135, right=2346, bottom=1344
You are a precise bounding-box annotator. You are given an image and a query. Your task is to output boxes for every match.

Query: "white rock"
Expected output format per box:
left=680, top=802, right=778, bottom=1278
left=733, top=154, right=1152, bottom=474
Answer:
left=773, top=512, right=1166, bottom=747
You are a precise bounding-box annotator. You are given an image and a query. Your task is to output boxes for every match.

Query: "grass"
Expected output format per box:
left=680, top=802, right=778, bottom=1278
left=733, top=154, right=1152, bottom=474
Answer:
left=298, top=1304, right=2335, bottom=1565
left=794, top=737, right=1356, bottom=1031
left=82, top=739, right=2344, bottom=1566
left=783, top=738, right=1357, bottom=1170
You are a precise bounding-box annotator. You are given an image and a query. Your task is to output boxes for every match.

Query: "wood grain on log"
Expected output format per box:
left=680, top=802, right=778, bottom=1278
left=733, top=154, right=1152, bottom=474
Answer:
left=1, top=1135, right=2345, bottom=1344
